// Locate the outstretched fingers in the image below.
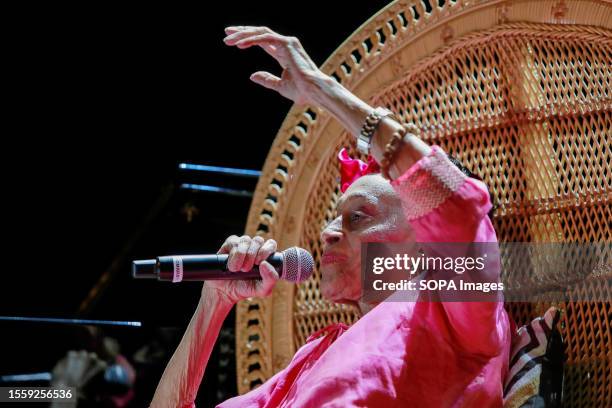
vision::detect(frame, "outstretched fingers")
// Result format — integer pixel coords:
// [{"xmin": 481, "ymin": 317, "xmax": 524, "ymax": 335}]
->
[
  {"xmin": 233, "ymin": 33, "xmax": 283, "ymax": 48},
  {"xmin": 250, "ymin": 71, "xmax": 282, "ymax": 91},
  {"xmin": 223, "ymin": 26, "xmax": 273, "ymax": 45},
  {"xmin": 224, "ymin": 27, "xmax": 290, "ymax": 66}
]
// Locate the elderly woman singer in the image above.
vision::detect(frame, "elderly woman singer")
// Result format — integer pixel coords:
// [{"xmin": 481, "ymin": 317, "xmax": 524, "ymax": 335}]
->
[{"xmin": 151, "ymin": 26, "xmax": 511, "ymax": 408}]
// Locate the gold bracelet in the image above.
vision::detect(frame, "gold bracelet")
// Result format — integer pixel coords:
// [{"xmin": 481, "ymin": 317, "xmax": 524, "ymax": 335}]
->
[
  {"xmin": 380, "ymin": 123, "xmax": 420, "ymax": 180},
  {"xmin": 357, "ymin": 107, "xmax": 395, "ymax": 155}
]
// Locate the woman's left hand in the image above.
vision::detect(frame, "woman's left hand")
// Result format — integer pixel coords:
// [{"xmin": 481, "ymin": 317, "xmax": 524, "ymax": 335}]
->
[{"xmin": 224, "ymin": 26, "xmax": 324, "ymax": 105}]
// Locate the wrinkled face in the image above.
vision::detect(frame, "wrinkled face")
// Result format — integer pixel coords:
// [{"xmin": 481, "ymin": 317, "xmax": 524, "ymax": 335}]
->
[{"xmin": 319, "ymin": 174, "xmax": 413, "ymax": 304}]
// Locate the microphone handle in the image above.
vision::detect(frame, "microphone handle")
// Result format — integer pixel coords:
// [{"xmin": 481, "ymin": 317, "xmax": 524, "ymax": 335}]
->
[{"xmin": 156, "ymin": 253, "xmax": 284, "ymax": 281}]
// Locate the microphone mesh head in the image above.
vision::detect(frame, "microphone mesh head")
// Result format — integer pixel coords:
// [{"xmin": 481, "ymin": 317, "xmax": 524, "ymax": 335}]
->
[{"xmin": 281, "ymin": 247, "xmax": 314, "ymax": 283}]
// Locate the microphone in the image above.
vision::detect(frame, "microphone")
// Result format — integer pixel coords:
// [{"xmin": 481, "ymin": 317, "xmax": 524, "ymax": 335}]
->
[{"xmin": 132, "ymin": 247, "xmax": 314, "ymax": 283}]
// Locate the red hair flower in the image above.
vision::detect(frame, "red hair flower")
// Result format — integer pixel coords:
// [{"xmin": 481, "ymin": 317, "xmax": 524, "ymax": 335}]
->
[{"xmin": 338, "ymin": 148, "xmax": 380, "ymax": 193}]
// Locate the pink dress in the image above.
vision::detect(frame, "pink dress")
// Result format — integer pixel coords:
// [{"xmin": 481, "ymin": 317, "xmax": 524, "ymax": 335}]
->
[{"xmin": 216, "ymin": 146, "xmax": 511, "ymax": 407}]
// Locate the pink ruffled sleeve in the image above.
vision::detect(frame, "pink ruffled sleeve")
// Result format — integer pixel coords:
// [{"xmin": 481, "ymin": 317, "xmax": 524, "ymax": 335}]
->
[
  {"xmin": 390, "ymin": 145, "xmax": 492, "ymax": 241},
  {"xmin": 390, "ymin": 145, "xmax": 506, "ymax": 357}
]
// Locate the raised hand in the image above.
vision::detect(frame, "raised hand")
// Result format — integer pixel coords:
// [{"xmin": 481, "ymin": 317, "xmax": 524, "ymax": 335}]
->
[{"xmin": 224, "ymin": 26, "xmax": 324, "ymax": 106}]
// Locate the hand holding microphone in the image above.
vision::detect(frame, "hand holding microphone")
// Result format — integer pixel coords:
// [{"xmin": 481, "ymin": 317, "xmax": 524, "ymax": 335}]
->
[
  {"xmin": 209, "ymin": 235, "xmax": 280, "ymax": 303},
  {"xmin": 133, "ymin": 235, "xmax": 314, "ymax": 304}
]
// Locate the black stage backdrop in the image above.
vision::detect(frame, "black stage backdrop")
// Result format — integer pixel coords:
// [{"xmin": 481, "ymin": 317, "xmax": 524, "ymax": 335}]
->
[{"xmin": 3, "ymin": 1, "xmax": 393, "ymax": 406}]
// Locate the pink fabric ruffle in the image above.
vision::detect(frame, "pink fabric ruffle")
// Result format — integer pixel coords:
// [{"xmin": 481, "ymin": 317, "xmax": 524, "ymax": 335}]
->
[{"xmin": 338, "ymin": 148, "xmax": 380, "ymax": 193}]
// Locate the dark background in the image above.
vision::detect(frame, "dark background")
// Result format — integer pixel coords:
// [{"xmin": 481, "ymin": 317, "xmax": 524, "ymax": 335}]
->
[{"xmin": 2, "ymin": 1, "xmax": 393, "ymax": 406}]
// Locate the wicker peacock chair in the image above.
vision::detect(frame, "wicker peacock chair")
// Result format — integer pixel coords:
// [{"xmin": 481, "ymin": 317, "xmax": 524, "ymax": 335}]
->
[{"xmin": 236, "ymin": 1, "xmax": 611, "ymax": 406}]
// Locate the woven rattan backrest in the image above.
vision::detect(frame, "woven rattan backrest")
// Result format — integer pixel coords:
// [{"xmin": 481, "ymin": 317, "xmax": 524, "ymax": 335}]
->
[{"xmin": 238, "ymin": 1, "xmax": 611, "ymax": 406}]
